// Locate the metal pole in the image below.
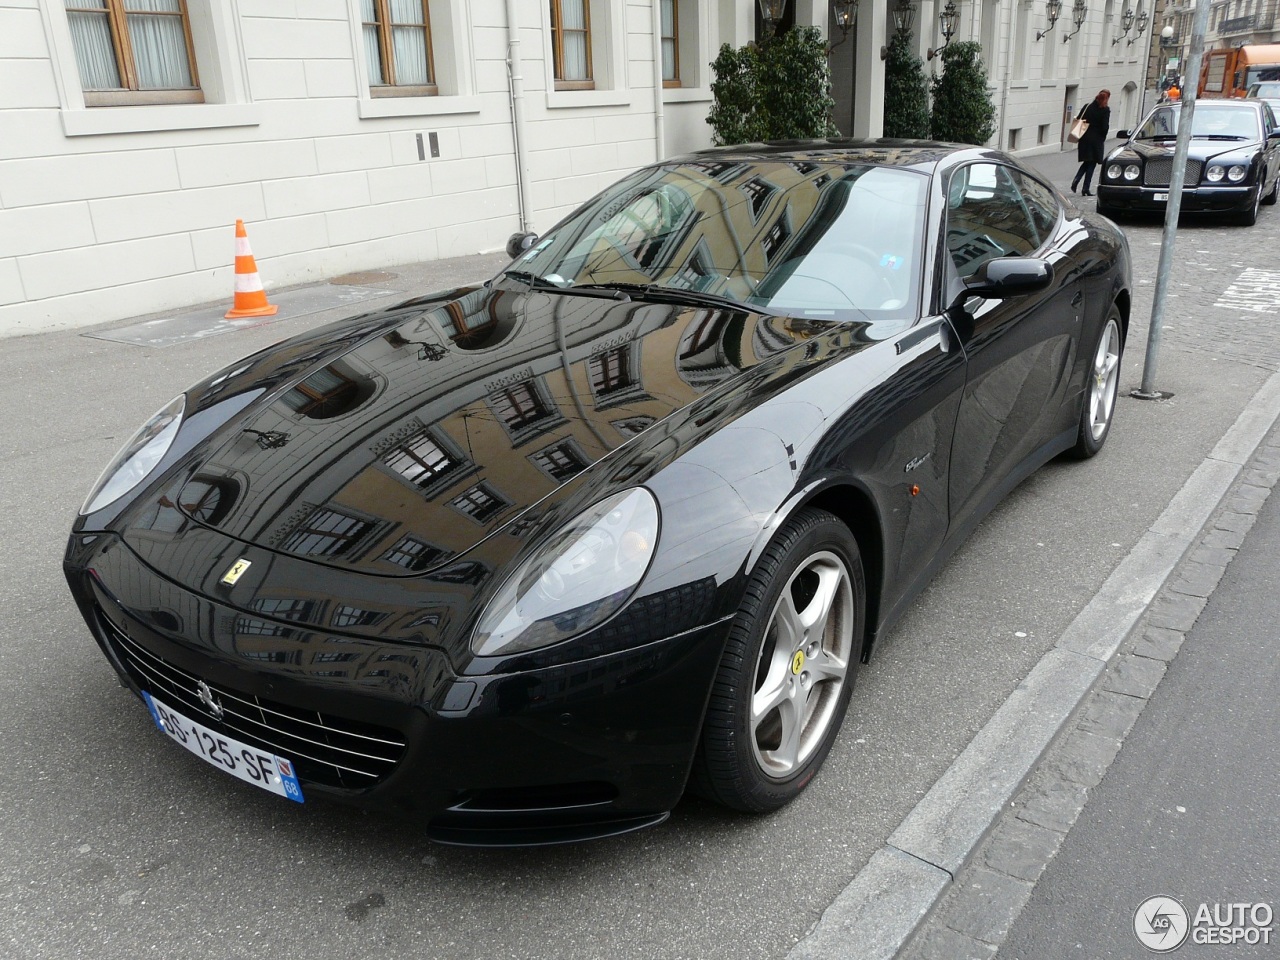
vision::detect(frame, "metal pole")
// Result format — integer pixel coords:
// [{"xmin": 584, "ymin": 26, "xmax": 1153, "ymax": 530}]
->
[{"xmin": 1133, "ymin": 0, "xmax": 1213, "ymax": 399}]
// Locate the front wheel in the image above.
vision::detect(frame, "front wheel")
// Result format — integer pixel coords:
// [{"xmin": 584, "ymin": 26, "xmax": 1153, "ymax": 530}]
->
[
  {"xmin": 1069, "ymin": 306, "xmax": 1123, "ymax": 459},
  {"xmin": 1237, "ymin": 184, "xmax": 1262, "ymax": 226},
  {"xmin": 1263, "ymin": 170, "xmax": 1279, "ymax": 206},
  {"xmin": 691, "ymin": 509, "xmax": 864, "ymax": 813}
]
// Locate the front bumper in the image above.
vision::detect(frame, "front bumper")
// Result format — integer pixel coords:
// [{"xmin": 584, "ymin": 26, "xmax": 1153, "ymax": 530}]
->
[
  {"xmin": 64, "ymin": 533, "xmax": 731, "ymax": 845},
  {"xmin": 1096, "ymin": 182, "xmax": 1257, "ymax": 214}
]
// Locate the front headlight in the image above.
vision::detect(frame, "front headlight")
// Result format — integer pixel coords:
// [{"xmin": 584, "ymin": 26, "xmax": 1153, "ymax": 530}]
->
[
  {"xmin": 1107, "ymin": 163, "xmax": 1123, "ymax": 180},
  {"xmin": 471, "ymin": 488, "xmax": 660, "ymax": 658},
  {"xmin": 1207, "ymin": 165, "xmax": 1225, "ymax": 182},
  {"xmin": 1228, "ymin": 165, "xmax": 1247, "ymax": 183},
  {"xmin": 81, "ymin": 395, "xmax": 185, "ymax": 515},
  {"xmin": 1124, "ymin": 164, "xmax": 1140, "ymax": 181}
]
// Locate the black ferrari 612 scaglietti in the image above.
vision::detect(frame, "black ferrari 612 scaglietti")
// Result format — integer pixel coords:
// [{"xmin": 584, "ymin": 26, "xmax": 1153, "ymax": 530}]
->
[
  {"xmin": 1097, "ymin": 98, "xmax": 1280, "ymax": 225},
  {"xmin": 66, "ymin": 140, "xmax": 1131, "ymax": 846}
]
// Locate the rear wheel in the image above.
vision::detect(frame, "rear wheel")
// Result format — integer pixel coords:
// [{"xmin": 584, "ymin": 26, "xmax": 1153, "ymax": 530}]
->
[
  {"xmin": 1069, "ymin": 306, "xmax": 1123, "ymax": 459},
  {"xmin": 692, "ymin": 509, "xmax": 863, "ymax": 813}
]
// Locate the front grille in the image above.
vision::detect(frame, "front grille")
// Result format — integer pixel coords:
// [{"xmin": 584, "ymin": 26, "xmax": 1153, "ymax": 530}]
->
[
  {"xmin": 1144, "ymin": 159, "xmax": 1203, "ymax": 187},
  {"xmin": 97, "ymin": 608, "xmax": 406, "ymax": 790}
]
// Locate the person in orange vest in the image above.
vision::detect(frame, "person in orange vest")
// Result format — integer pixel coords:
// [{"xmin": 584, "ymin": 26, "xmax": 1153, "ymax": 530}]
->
[{"xmin": 1166, "ymin": 83, "xmax": 1181, "ymax": 102}]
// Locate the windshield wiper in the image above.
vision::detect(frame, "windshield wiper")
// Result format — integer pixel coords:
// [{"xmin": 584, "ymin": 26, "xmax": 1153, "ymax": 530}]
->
[
  {"xmin": 501, "ymin": 269, "xmax": 561, "ymax": 288},
  {"xmin": 500, "ymin": 270, "xmax": 630, "ymax": 300},
  {"xmin": 570, "ymin": 282, "xmax": 760, "ymax": 313}
]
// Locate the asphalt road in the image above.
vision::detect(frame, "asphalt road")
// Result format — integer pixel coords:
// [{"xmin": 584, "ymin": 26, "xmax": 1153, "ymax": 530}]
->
[
  {"xmin": 1001, "ymin": 463, "xmax": 1280, "ymax": 959},
  {"xmin": 2, "ymin": 147, "xmax": 1278, "ymax": 960}
]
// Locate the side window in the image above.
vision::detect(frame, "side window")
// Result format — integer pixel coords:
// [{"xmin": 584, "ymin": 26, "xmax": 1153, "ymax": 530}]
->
[
  {"xmin": 64, "ymin": 0, "xmax": 201, "ymax": 106},
  {"xmin": 946, "ymin": 163, "xmax": 1040, "ymax": 280},
  {"xmin": 1010, "ymin": 171, "xmax": 1060, "ymax": 246}
]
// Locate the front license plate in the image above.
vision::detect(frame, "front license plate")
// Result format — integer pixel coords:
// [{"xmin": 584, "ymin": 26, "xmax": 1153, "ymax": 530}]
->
[
  {"xmin": 1154, "ymin": 192, "xmax": 1169, "ymax": 201},
  {"xmin": 142, "ymin": 691, "xmax": 304, "ymax": 803}
]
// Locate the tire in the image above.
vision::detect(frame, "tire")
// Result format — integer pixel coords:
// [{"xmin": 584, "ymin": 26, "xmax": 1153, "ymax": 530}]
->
[
  {"xmin": 1263, "ymin": 170, "xmax": 1279, "ymax": 206},
  {"xmin": 1237, "ymin": 184, "xmax": 1262, "ymax": 226},
  {"xmin": 1069, "ymin": 306, "xmax": 1123, "ymax": 459},
  {"xmin": 691, "ymin": 509, "xmax": 864, "ymax": 813},
  {"xmin": 1096, "ymin": 201, "xmax": 1120, "ymax": 221}
]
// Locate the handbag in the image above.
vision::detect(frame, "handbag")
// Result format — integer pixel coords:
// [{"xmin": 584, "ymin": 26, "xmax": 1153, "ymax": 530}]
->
[{"xmin": 1068, "ymin": 116, "xmax": 1089, "ymax": 143}]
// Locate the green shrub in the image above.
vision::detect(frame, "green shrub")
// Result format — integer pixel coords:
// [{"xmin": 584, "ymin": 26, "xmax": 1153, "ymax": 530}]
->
[
  {"xmin": 707, "ymin": 27, "xmax": 838, "ymax": 146},
  {"xmin": 930, "ymin": 40, "xmax": 996, "ymax": 145},
  {"xmin": 883, "ymin": 32, "xmax": 931, "ymax": 139}
]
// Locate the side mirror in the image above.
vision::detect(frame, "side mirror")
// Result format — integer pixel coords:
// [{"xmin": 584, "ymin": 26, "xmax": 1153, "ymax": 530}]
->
[
  {"xmin": 1116, "ymin": 129, "xmax": 1131, "ymax": 139},
  {"xmin": 956, "ymin": 257, "xmax": 1054, "ymax": 305},
  {"xmin": 1269, "ymin": 130, "xmax": 1280, "ymax": 140},
  {"xmin": 506, "ymin": 231, "xmax": 539, "ymax": 260}
]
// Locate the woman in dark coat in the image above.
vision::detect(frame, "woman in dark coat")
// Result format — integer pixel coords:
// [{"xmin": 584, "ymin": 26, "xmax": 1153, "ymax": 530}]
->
[{"xmin": 1071, "ymin": 89, "xmax": 1111, "ymax": 196}]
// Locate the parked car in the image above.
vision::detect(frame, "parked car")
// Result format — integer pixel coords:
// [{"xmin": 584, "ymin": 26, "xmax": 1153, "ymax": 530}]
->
[
  {"xmin": 65, "ymin": 141, "xmax": 1132, "ymax": 846},
  {"xmin": 1097, "ymin": 99, "xmax": 1280, "ymax": 225}
]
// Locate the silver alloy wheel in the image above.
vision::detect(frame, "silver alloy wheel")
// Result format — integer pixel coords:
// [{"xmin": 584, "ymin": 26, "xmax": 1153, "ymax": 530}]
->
[
  {"xmin": 1089, "ymin": 317, "xmax": 1121, "ymax": 442},
  {"xmin": 750, "ymin": 550, "xmax": 854, "ymax": 779}
]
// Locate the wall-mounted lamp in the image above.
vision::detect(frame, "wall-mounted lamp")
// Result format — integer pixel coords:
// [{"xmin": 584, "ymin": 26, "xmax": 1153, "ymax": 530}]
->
[
  {"xmin": 828, "ymin": 0, "xmax": 859, "ymax": 52},
  {"xmin": 1061, "ymin": 0, "xmax": 1088, "ymax": 42},
  {"xmin": 758, "ymin": 0, "xmax": 789, "ymax": 37},
  {"xmin": 1035, "ymin": 0, "xmax": 1063, "ymax": 41},
  {"xmin": 880, "ymin": 0, "xmax": 917, "ymax": 58},
  {"xmin": 927, "ymin": 0, "xmax": 959, "ymax": 59},
  {"xmin": 1111, "ymin": 2, "xmax": 1135, "ymax": 44},
  {"xmin": 1126, "ymin": 7, "xmax": 1149, "ymax": 44}
]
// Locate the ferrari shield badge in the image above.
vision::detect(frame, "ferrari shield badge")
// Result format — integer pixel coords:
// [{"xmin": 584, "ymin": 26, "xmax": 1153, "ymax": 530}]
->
[{"xmin": 220, "ymin": 558, "xmax": 252, "ymax": 586}]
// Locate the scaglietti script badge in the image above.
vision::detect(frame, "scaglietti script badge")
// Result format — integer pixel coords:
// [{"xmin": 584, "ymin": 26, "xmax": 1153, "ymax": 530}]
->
[{"xmin": 220, "ymin": 558, "xmax": 251, "ymax": 586}]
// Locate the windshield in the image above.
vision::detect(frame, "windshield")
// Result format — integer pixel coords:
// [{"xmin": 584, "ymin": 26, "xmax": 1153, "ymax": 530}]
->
[
  {"xmin": 1134, "ymin": 103, "xmax": 1262, "ymax": 141},
  {"xmin": 504, "ymin": 160, "xmax": 929, "ymax": 321}
]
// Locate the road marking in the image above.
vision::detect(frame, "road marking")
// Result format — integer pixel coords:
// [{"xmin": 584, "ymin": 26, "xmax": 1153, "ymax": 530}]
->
[{"xmin": 1214, "ymin": 268, "xmax": 1280, "ymax": 315}]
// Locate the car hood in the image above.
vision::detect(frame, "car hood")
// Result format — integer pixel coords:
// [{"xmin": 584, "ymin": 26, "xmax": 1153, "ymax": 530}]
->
[
  {"xmin": 146, "ymin": 284, "xmax": 860, "ymax": 578},
  {"xmin": 1112, "ymin": 137, "xmax": 1261, "ymax": 164}
]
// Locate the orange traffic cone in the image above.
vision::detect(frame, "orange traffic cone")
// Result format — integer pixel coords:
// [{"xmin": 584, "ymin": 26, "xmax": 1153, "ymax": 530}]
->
[{"xmin": 224, "ymin": 219, "xmax": 278, "ymax": 319}]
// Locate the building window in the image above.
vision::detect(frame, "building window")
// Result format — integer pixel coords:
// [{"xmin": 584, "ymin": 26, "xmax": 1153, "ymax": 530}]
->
[
  {"xmin": 331, "ymin": 606, "xmax": 387, "ymax": 628},
  {"xmin": 383, "ymin": 535, "xmax": 450, "ymax": 571},
  {"xmin": 589, "ymin": 347, "xmax": 635, "ymax": 397},
  {"xmin": 249, "ymin": 598, "xmax": 316, "ymax": 622},
  {"xmin": 450, "ymin": 484, "xmax": 509, "ymax": 524},
  {"xmin": 362, "ymin": 0, "xmax": 436, "ymax": 96},
  {"xmin": 383, "ymin": 430, "xmax": 463, "ymax": 491},
  {"xmin": 660, "ymin": 0, "xmax": 679, "ymax": 85},
  {"xmin": 761, "ymin": 211, "xmax": 792, "ymax": 265},
  {"xmin": 740, "ymin": 177, "xmax": 779, "ymax": 221},
  {"xmin": 530, "ymin": 440, "xmax": 590, "ymax": 483},
  {"xmin": 282, "ymin": 509, "xmax": 376, "ymax": 558},
  {"xmin": 64, "ymin": 0, "xmax": 201, "ymax": 106},
  {"xmin": 550, "ymin": 0, "xmax": 593, "ymax": 88},
  {"xmin": 487, "ymin": 377, "xmax": 564, "ymax": 444}
]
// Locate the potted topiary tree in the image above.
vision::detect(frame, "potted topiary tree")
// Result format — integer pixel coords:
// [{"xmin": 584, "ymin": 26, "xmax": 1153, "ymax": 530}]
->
[
  {"xmin": 930, "ymin": 40, "xmax": 996, "ymax": 145},
  {"xmin": 882, "ymin": 32, "xmax": 931, "ymax": 140},
  {"xmin": 707, "ymin": 26, "xmax": 837, "ymax": 146}
]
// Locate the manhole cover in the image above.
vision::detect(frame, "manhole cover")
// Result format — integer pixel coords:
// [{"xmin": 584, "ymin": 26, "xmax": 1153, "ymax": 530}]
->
[{"xmin": 330, "ymin": 270, "xmax": 399, "ymax": 285}]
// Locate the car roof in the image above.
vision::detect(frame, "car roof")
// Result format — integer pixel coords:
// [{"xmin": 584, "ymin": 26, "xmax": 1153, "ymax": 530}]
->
[{"xmin": 669, "ymin": 138, "xmax": 1000, "ymax": 175}]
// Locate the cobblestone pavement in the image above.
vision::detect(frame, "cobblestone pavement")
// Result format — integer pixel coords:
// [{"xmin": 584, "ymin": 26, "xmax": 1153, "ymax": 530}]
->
[{"xmin": 897, "ymin": 186, "xmax": 1280, "ymax": 959}]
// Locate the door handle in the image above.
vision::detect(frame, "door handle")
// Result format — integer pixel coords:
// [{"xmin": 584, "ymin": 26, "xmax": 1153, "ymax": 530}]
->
[{"xmin": 1071, "ymin": 292, "xmax": 1083, "ymax": 307}]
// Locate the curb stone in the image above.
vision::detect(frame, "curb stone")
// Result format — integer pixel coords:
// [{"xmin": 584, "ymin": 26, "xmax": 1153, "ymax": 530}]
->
[
  {"xmin": 893, "ymin": 419, "xmax": 1280, "ymax": 960},
  {"xmin": 786, "ymin": 368, "xmax": 1280, "ymax": 960}
]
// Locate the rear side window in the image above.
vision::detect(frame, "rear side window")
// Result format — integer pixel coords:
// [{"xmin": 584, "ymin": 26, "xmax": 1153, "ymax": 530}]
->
[{"xmin": 945, "ymin": 163, "xmax": 1041, "ymax": 280}]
